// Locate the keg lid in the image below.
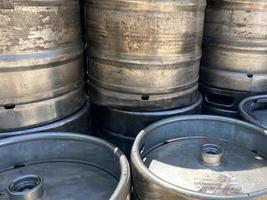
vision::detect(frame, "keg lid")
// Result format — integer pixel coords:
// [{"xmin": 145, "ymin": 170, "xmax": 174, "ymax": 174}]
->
[
  {"xmin": 0, "ymin": 133, "xmax": 130, "ymax": 200},
  {"xmin": 132, "ymin": 115, "xmax": 267, "ymax": 199},
  {"xmin": 239, "ymin": 95, "xmax": 267, "ymax": 130},
  {"xmin": 144, "ymin": 138, "xmax": 267, "ymax": 195}
]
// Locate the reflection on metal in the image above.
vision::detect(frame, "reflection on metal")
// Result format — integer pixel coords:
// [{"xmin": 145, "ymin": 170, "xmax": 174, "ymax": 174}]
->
[
  {"xmin": 0, "ymin": 133, "xmax": 130, "ymax": 200},
  {"xmin": 0, "ymin": 100, "xmax": 92, "ymax": 137},
  {"xmin": 0, "ymin": 1, "xmax": 85, "ymax": 130},
  {"xmin": 86, "ymin": 0, "xmax": 206, "ymax": 110},
  {"xmin": 132, "ymin": 115, "xmax": 267, "ymax": 200}
]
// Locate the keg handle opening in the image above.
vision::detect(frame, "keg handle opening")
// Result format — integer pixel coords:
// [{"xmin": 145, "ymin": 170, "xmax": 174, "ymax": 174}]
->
[
  {"xmin": 200, "ymin": 144, "xmax": 224, "ymax": 167},
  {"xmin": 205, "ymin": 93, "xmax": 235, "ymax": 108},
  {"xmin": 7, "ymin": 175, "xmax": 44, "ymax": 200}
]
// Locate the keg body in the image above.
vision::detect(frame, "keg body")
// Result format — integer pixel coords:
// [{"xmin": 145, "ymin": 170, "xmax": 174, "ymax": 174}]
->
[
  {"xmin": 200, "ymin": 0, "xmax": 267, "ymax": 117},
  {"xmin": 0, "ymin": 1, "xmax": 85, "ymax": 130},
  {"xmin": 201, "ymin": 0, "xmax": 267, "ymax": 92},
  {"xmin": 93, "ymin": 93, "xmax": 202, "ymax": 157},
  {"xmin": 86, "ymin": 0, "xmax": 206, "ymax": 110},
  {"xmin": 0, "ymin": 133, "xmax": 130, "ymax": 200},
  {"xmin": 0, "ymin": 100, "xmax": 92, "ymax": 137},
  {"xmin": 132, "ymin": 115, "xmax": 267, "ymax": 200}
]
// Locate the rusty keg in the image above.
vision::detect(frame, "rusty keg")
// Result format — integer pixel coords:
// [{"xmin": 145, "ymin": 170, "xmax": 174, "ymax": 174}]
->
[
  {"xmin": 86, "ymin": 0, "xmax": 206, "ymax": 111},
  {"xmin": 0, "ymin": 1, "xmax": 85, "ymax": 130},
  {"xmin": 132, "ymin": 115, "xmax": 267, "ymax": 200},
  {"xmin": 0, "ymin": 133, "xmax": 130, "ymax": 200},
  {"xmin": 239, "ymin": 95, "xmax": 267, "ymax": 130},
  {"xmin": 200, "ymin": 0, "xmax": 267, "ymax": 114},
  {"xmin": 93, "ymin": 92, "xmax": 202, "ymax": 157}
]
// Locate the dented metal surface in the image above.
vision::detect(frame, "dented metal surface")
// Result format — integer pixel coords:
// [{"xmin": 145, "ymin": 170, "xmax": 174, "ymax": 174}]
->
[
  {"xmin": 132, "ymin": 115, "xmax": 267, "ymax": 200},
  {"xmin": 0, "ymin": 0, "xmax": 85, "ymax": 130},
  {"xmin": 201, "ymin": 0, "xmax": 267, "ymax": 92},
  {"xmin": 86, "ymin": 0, "xmax": 206, "ymax": 110}
]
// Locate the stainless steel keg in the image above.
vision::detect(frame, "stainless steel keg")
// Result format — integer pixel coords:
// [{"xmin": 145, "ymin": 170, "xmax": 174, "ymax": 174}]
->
[
  {"xmin": 0, "ymin": 133, "xmax": 130, "ymax": 200},
  {"xmin": 93, "ymin": 92, "xmax": 202, "ymax": 157},
  {"xmin": 132, "ymin": 115, "xmax": 267, "ymax": 200},
  {"xmin": 86, "ymin": 0, "xmax": 206, "ymax": 110},
  {"xmin": 0, "ymin": 99, "xmax": 92, "ymax": 137},
  {"xmin": 0, "ymin": 0, "xmax": 85, "ymax": 130},
  {"xmin": 239, "ymin": 94, "xmax": 267, "ymax": 130},
  {"xmin": 201, "ymin": 0, "xmax": 267, "ymax": 92},
  {"xmin": 200, "ymin": 0, "xmax": 267, "ymax": 118}
]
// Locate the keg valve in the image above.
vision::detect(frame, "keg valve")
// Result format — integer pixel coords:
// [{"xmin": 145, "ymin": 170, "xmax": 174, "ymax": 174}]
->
[
  {"xmin": 200, "ymin": 144, "xmax": 224, "ymax": 167},
  {"xmin": 7, "ymin": 175, "xmax": 44, "ymax": 200}
]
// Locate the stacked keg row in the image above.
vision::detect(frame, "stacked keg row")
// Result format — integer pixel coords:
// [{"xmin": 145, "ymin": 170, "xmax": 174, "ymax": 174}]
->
[
  {"xmin": 86, "ymin": 0, "xmax": 205, "ymax": 156},
  {"xmin": 1, "ymin": 0, "xmax": 267, "ymax": 200},
  {"xmin": 200, "ymin": 0, "xmax": 267, "ymax": 117},
  {"xmin": 0, "ymin": 1, "xmax": 91, "ymax": 135}
]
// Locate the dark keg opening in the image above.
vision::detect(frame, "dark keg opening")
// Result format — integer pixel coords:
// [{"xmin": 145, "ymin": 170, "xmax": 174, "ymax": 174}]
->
[
  {"xmin": 141, "ymin": 95, "xmax": 150, "ymax": 101},
  {"xmin": 9, "ymin": 175, "xmax": 42, "ymax": 194},
  {"xmin": 202, "ymin": 144, "xmax": 221, "ymax": 155},
  {"xmin": 247, "ymin": 73, "xmax": 253, "ymax": 78},
  {"xmin": 200, "ymin": 144, "xmax": 223, "ymax": 167},
  {"xmin": 3, "ymin": 104, "xmax": 16, "ymax": 110},
  {"xmin": 206, "ymin": 93, "xmax": 234, "ymax": 106},
  {"xmin": 13, "ymin": 163, "xmax": 26, "ymax": 169}
]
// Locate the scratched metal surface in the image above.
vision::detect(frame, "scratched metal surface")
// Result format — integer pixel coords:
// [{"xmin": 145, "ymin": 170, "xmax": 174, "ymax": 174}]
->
[
  {"xmin": 0, "ymin": 0, "xmax": 85, "ymax": 130},
  {"xmin": 131, "ymin": 115, "xmax": 267, "ymax": 199},
  {"xmin": 201, "ymin": 0, "xmax": 267, "ymax": 92},
  {"xmin": 145, "ymin": 138, "xmax": 267, "ymax": 195},
  {"xmin": 86, "ymin": 0, "xmax": 206, "ymax": 110}
]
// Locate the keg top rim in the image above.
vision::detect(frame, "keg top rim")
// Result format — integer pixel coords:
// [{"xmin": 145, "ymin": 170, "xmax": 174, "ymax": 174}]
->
[
  {"xmin": 239, "ymin": 94, "xmax": 267, "ymax": 130},
  {"xmin": 131, "ymin": 115, "xmax": 267, "ymax": 199},
  {"xmin": 0, "ymin": 132, "xmax": 130, "ymax": 200}
]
